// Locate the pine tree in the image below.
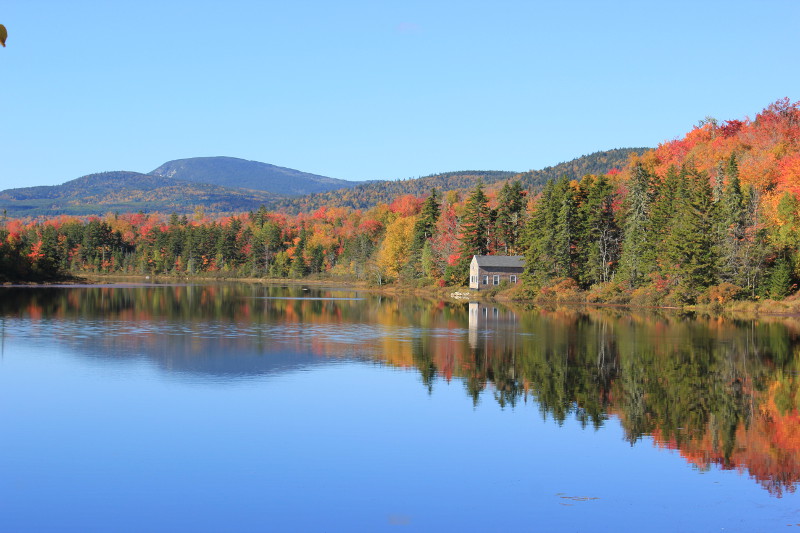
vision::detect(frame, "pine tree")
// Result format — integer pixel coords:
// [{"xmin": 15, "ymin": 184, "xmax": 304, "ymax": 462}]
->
[
  {"xmin": 33, "ymin": 224, "xmax": 62, "ymax": 278},
  {"xmin": 415, "ymin": 188, "xmax": 441, "ymax": 244},
  {"xmin": 716, "ymin": 154, "xmax": 747, "ymax": 284},
  {"xmin": 577, "ymin": 174, "xmax": 619, "ymax": 286},
  {"xmin": 290, "ymin": 226, "xmax": 308, "ymax": 278},
  {"xmin": 768, "ymin": 254, "xmax": 794, "ymax": 299},
  {"xmin": 523, "ymin": 179, "xmax": 558, "ymax": 286},
  {"xmin": 554, "ymin": 177, "xmax": 578, "ymax": 279},
  {"xmin": 184, "ymin": 228, "xmax": 197, "ymax": 274},
  {"xmin": 407, "ymin": 188, "xmax": 441, "ymax": 277},
  {"xmin": 663, "ymin": 165, "xmax": 716, "ymax": 301},
  {"xmin": 650, "ymin": 166, "xmax": 680, "ymax": 272},
  {"xmin": 216, "ymin": 218, "xmax": 243, "ymax": 271},
  {"xmin": 617, "ymin": 163, "xmax": 655, "ymax": 288},
  {"xmin": 523, "ymin": 176, "xmax": 575, "ymax": 285},
  {"xmin": 459, "ymin": 180, "xmax": 491, "ymax": 260},
  {"xmin": 310, "ymin": 244, "xmax": 325, "ymax": 274},
  {"xmin": 495, "ymin": 181, "xmax": 526, "ymax": 254}
]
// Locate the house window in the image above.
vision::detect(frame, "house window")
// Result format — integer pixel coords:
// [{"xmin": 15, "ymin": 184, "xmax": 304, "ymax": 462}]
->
[
  {"xmin": 493, "ymin": 275, "xmax": 499, "ymax": 285},
  {"xmin": 510, "ymin": 275, "xmax": 517, "ymax": 284},
  {"xmin": 483, "ymin": 276, "xmax": 488, "ymax": 285}
]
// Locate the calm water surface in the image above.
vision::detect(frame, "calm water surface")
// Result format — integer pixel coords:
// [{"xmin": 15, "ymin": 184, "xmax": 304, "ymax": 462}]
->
[{"xmin": 1, "ymin": 283, "xmax": 800, "ymax": 532}]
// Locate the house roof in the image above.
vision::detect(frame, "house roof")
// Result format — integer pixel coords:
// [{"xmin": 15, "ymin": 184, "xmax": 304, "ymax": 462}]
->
[{"xmin": 472, "ymin": 255, "xmax": 525, "ymax": 268}]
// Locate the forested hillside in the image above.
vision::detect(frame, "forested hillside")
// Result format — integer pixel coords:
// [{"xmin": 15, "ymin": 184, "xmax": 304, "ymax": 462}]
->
[
  {"xmin": 270, "ymin": 149, "xmax": 645, "ymax": 213},
  {"xmin": 270, "ymin": 170, "xmax": 516, "ymax": 212},
  {"xmin": 514, "ymin": 148, "xmax": 648, "ymax": 190},
  {"xmin": 0, "ymin": 171, "xmax": 277, "ymax": 217},
  {"xmin": 2, "ymin": 100, "xmax": 799, "ymax": 307}
]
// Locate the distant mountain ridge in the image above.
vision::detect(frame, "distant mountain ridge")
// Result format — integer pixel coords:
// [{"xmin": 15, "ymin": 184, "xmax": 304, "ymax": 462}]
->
[
  {"xmin": 0, "ymin": 148, "xmax": 649, "ymax": 217},
  {"xmin": 0, "ymin": 171, "xmax": 277, "ymax": 216},
  {"xmin": 270, "ymin": 148, "xmax": 647, "ymax": 213},
  {"xmin": 150, "ymin": 156, "xmax": 356, "ymax": 196},
  {"xmin": 270, "ymin": 170, "xmax": 518, "ymax": 212}
]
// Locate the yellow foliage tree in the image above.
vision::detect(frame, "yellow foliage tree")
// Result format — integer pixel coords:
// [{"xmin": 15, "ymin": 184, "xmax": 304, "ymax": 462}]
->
[{"xmin": 376, "ymin": 215, "xmax": 417, "ymax": 279}]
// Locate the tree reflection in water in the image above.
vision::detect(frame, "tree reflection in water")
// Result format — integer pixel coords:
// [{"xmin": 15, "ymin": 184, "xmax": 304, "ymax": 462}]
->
[{"xmin": 2, "ymin": 283, "xmax": 800, "ymax": 496}]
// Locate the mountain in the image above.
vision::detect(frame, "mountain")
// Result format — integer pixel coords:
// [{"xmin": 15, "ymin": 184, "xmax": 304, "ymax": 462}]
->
[
  {"xmin": 0, "ymin": 171, "xmax": 277, "ymax": 216},
  {"xmin": 0, "ymin": 149, "xmax": 649, "ymax": 217},
  {"xmin": 150, "ymin": 156, "xmax": 356, "ymax": 196}
]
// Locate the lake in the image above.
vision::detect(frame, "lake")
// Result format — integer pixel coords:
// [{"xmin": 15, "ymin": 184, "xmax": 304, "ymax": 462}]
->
[{"xmin": 1, "ymin": 283, "xmax": 799, "ymax": 532}]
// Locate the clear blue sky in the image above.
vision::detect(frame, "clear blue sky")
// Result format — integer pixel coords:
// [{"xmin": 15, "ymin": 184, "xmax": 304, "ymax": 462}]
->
[{"xmin": 1, "ymin": 1, "xmax": 798, "ymax": 190}]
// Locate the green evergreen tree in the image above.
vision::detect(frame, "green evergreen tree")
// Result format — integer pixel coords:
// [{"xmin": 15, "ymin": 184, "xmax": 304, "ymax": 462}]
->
[
  {"xmin": 768, "ymin": 254, "xmax": 794, "ymax": 300},
  {"xmin": 166, "ymin": 223, "xmax": 185, "ymax": 272},
  {"xmin": 458, "ymin": 181, "xmax": 491, "ymax": 274},
  {"xmin": 184, "ymin": 228, "xmax": 198, "ymax": 274},
  {"xmin": 554, "ymin": 177, "xmax": 578, "ymax": 279},
  {"xmin": 310, "ymin": 244, "xmax": 325, "ymax": 274},
  {"xmin": 577, "ymin": 175, "xmax": 619, "ymax": 286},
  {"xmin": 523, "ymin": 179, "xmax": 558, "ymax": 286},
  {"xmin": 523, "ymin": 176, "xmax": 576, "ymax": 285},
  {"xmin": 650, "ymin": 166, "xmax": 680, "ymax": 270},
  {"xmin": 420, "ymin": 240, "xmax": 436, "ymax": 278},
  {"xmin": 617, "ymin": 163, "xmax": 655, "ymax": 288},
  {"xmin": 663, "ymin": 165, "xmax": 716, "ymax": 301},
  {"xmin": 216, "ymin": 218, "xmax": 243, "ymax": 271},
  {"xmin": 716, "ymin": 154, "xmax": 747, "ymax": 284},
  {"xmin": 407, "ymin": 188, "xmax": 441, "ymax": 277},
  {"xmin": 495, "ymin": 181, "xmax": 526, "ymax": 254},
  {"xmin": 81, "ymin": 220, "xmax": 115, "ymax": 271},
  {"xmin": 414, "ymin": 188, "xmax": 441, "ymax": 245},
  {"xmin": 34, "ymin": 225, "xmax": 62, "ymax": 278},
  {"xmin": 290, "ymin": 226, "xmax": 308, "ymax": 278}
]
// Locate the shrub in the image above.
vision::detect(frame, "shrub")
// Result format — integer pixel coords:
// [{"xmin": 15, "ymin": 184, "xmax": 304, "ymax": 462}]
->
[
  {"xmin": 536, "ymin": 277, "xmax": 582, "ymax": 303},
  {"xmin": 507, "ymin": 282, "xmax": 537, "ymax": 301},
  {"xmin": 585, "ymin": 281, "xmax": 630, "ymax": 304},
  {"xmin": 700, "ymin": 282, "xmax": 744, "ymax": 305}
]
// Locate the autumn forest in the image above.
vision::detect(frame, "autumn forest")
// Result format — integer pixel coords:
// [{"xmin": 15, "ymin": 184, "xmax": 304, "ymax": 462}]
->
[{"xmin": 3, "ymin": 100, "xmax": 800, "ymax": 307}]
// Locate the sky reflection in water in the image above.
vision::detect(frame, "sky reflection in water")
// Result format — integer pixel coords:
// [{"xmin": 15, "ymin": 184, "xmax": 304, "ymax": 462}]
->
[{"xmin": 1, "ymin": 284, "xmax": 799, "ymax": 532}]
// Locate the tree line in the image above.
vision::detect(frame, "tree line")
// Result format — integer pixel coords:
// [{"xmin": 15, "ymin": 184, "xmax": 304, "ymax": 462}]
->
[
  {"xmin": 2, "ymin": 100, "xmax": 800, "ymax": 304},
  {"xmin": 0, "ymin": 162, "xmax": 792, "ymax": 305}
]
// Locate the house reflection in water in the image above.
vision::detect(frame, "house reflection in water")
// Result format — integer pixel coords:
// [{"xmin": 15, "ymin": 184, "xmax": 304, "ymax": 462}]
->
[{"xmin": 468, "ymin": 301, "xmax": 518, "ymax": 349}]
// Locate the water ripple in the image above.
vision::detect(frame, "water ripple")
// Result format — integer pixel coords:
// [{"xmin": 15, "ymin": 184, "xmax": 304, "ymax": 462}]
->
[{"xmin": 2, "ymin": 317, "xmax": 468, "ymax": 348}]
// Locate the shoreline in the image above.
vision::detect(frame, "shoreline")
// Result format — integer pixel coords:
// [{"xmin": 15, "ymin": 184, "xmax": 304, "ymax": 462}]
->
[{"xmin": 5, "ymin": 272, "xmax": 800, "ymax": 318}]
